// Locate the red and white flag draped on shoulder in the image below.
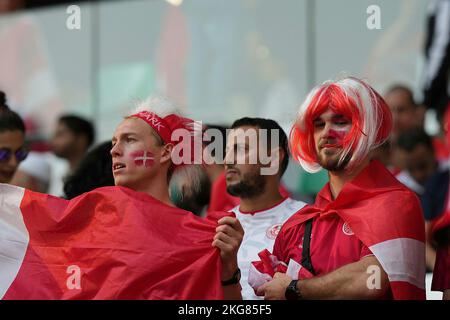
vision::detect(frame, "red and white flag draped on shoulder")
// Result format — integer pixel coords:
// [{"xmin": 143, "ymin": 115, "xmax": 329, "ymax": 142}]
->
[
  {"xmin": 0, "ymin": 184, "xmax": 223, "ymax": 299},
  {"xmin": 251, "ymin": 160, "xmax": 426, "ymax": 300}
]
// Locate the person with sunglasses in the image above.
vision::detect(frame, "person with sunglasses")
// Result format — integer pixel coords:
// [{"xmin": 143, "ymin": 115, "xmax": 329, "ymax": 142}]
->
[{"xmin": 0, "ymin": 91, "xmax": 28, "ymax": 183}]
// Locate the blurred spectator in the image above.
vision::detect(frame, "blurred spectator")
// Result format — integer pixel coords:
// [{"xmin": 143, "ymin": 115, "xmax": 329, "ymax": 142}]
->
[
  {"xmin": 51, "ymin": 114, "xmax": 95, "ymax": 171},
  {"xmin": 384, "ymin": 85, "xmax": 425, "ymax": 141},
  {"xmin": 63, "ymin": 141, "xmax": 114, "ymax": 199},
  {"xmin": 48, "ymin": 114, "xmax": 95, "ymax": 196},
  {"xmin": 0, "ymin": 90, "xmax": 27, "ymax": 183},
  {"xmin": 393, "ymin": 128, "xmax": 439, "ymax": 195},
  {"xmin": 11, "ymin": 151, "xmax": 50, "ymax": 193}
]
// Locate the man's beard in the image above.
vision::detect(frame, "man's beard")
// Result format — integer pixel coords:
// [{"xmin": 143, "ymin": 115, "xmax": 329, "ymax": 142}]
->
[
  {"xmin": 226, "ymin": 171, "xmax": 266, "ymax": 199},
  {"xmin": 317, "ymin": 149, "xmax": 352, "ymax": 172}
]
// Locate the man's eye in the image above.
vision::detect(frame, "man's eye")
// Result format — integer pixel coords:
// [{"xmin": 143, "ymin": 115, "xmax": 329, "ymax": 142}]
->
[{"xmin": 314, "ymin": 122, "xmax": 325, "ymax": 128}]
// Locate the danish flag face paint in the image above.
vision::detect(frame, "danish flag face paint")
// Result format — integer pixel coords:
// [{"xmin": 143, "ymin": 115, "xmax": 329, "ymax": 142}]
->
[
  {"xmin": 132, "ymin": 150, "xmax": 155, "ymax": 167},
  {"xmin": 326, "ymin": 125, "xmax": 351, "ymax": 146}
]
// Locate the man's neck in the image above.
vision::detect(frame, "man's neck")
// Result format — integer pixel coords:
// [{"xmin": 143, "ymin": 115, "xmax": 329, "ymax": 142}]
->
[
  {"xmin": 328, "ymin": 159, "xmax": 371, "ymax": 200},
  {"xmin": 238, "ymin": 185, "xmax": 284, "ymax": 213},
  {"xmin": 136, "ymin": 175, "xmax": 174, "ymax": 207}
]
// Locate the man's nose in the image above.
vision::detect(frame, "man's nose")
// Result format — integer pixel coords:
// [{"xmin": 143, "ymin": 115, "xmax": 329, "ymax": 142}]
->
[
  {"xmin": 321, "ymin": 122, "xmax": 334, "ymax": 139},
  {"xmin": 7, "ymin": 154, "xmax": 18, "ymax": 168},
  {"xmin": 110, "ymin": 143, "xmax": 121, "ymax": 157},
  {"xmin": 224, "ymin": 149, "xmax": 235, "ymax": 165}
]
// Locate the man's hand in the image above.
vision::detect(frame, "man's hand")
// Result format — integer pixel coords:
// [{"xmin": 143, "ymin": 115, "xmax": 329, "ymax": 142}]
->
[
  {"xmin": 212, "ymin": 216, "xmax": 244, "ymax": 281},
  {"xmin": 256, "ymin": 272, "xmax": 292, "ymax": 300}
]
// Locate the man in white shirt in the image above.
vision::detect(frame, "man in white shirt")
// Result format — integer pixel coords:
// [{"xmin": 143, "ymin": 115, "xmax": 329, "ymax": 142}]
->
[{"xmin": 215, "ymin": 117, "xmax": 306, "ymax": 299}]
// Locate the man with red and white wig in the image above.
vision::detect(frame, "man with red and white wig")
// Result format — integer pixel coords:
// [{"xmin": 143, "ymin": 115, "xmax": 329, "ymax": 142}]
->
[
  {"xmin": 250, "ymin": 76, "xmax": 426, "ymax": 300},
  {"xmin": 0, "ymin": 96, "xmax": 243, "ymax": 299}
]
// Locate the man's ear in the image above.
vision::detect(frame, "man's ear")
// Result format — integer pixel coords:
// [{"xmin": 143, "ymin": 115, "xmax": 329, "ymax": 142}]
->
[{"xmin": 160, "ymin": 143, "xmax": 174, "ymax": 165}]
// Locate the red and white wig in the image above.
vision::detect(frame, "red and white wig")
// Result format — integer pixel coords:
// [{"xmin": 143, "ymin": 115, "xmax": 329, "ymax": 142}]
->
[{"xmin": 290, "ymin": 77, "xmax": 392, "ymax": 173}]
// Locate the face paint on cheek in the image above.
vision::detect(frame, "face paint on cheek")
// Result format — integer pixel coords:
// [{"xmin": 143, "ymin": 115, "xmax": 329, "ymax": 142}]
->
[
  {"xmin": 131, "ymin": 150, "xmax": 155, "ymax": 168},
  {"xmin": 328, "ymin": 127, "xmax": 350, "ymax": 144}
]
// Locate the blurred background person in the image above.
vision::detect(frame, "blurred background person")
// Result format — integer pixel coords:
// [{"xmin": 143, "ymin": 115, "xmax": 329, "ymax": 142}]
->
[
  {"xmin": 384, "ymin": 85, "xmax": 425, "ymax": 143},
  {"xmin": 51, "ymin": 114, "xmax": 95, "ymax": 172},
  {"xmin": 63, "ymin": 141, "xmax": 114, "ymax": 199},
  {"xmin": 48, "ymin": 114, "xmax": 95, "ymax": 196},
  {"xmin": 10, "ymin": 151, "xmax": 50, "ymax": 193},
  {"xmin": 0, "ymin": 90, "xmax": 27, "ymax": 183},
  {"xmin": 382, "ymin": 85, "xmax": 426, "ymax": 172},
  {"xmin": 393, "ymin": 128, "xmax": 439, "ymax": 195}
]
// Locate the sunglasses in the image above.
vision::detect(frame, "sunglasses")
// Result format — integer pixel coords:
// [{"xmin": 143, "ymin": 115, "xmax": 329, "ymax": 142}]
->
[{"xmin": 0, "ymin": 148, "xmax": 29, "ymax": 163}]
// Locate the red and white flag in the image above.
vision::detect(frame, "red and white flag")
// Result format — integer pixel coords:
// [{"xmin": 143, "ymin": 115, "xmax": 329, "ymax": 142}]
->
[{"xmin": 0, "ymin": 184, "xmax": 223, "ymax": 299}]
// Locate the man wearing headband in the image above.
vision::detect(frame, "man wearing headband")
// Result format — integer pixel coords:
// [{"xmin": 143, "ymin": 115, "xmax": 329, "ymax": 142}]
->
[
  {"xmin": 113, "ymin": 98, "xmax": 245, "ymax": 298},
  {"xmin": 113, "ymin": 98, "xmax": 246, "ymax": 299},
  {"xmin": 250, "ymin": 77, "xmax": 425, "ymax": 300}
]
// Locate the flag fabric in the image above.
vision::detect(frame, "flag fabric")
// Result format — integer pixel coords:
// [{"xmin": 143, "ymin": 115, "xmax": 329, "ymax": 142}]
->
[
  {"xmin": 0, "ymin": 184, "xmax": 224, "ymax": 299},
  {"xmin": 249, "ymin": 160, "xmax": 426, "ymax": 300}
]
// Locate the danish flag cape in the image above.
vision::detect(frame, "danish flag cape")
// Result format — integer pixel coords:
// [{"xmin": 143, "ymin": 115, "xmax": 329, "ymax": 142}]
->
[
  {"xmin": 254, "ymin": 160, "xmax": 426, "ymax": 300},
  {"xmin": 0, "ymin": 184, "xmax": 223, "ymax": 299}
]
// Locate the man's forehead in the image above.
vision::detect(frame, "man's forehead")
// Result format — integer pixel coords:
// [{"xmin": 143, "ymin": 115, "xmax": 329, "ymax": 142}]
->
[
  {"xmin": 113, "ymin": 118, "xmax": 150, "ymax": 138},
  {"xmin": 315, "ymin": 109, "xmax": 347, "ymax": 120},
  {"xmin": 227, "ymin": 126, "xmax": 259, "ymax": 142}
]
